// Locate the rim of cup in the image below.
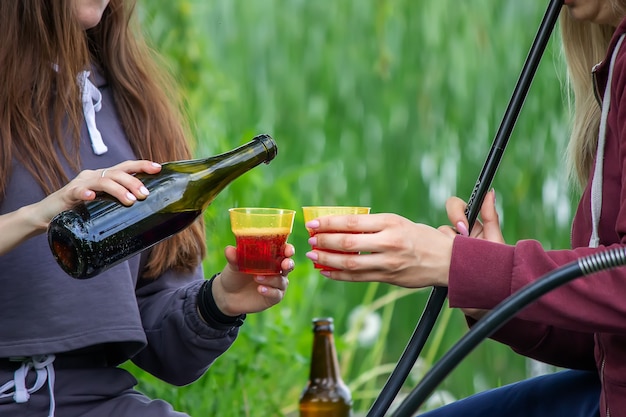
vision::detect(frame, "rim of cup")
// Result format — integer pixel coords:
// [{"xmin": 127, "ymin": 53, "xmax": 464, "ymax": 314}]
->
[{"xmin": 229, "ymin": 207, "xmax": 296, "ymax": 215}]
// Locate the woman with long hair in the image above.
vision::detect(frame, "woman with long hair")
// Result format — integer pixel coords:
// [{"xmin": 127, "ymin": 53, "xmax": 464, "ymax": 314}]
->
[{"xmin": 0, "ymin": 1, "xmax": 293, "ymax": 416}]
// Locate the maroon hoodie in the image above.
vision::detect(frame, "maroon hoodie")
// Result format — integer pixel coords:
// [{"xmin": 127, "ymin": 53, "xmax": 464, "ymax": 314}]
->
[{"xmin": 448, "ymin": 16, "xmax": 626, "ymax": 417}]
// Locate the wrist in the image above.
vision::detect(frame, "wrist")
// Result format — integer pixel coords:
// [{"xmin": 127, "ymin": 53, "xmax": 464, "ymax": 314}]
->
[
  {"xmin": 210, "ymin": 274, "xmax": 239, "ymax": 316},
  {"xmin": 197, "ymin": 275, "xmax": 245, "ymax": 329},
  {"xmin": 18, "ymin": 204, "xmax": 50, "ymax": 234}
]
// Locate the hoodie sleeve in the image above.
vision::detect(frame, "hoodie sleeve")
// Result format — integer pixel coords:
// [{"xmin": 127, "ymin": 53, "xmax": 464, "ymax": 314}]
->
[
  {"xmin": 447, "ymin": 236, "xmax": 614, "ymax": 367},
  {"xmin": 464, "ymin": 315, "xmax": 596, "ymax": 370},
  {"xmin": 132, "ymin": 263, "xmax": 238, "ymax": 386}
]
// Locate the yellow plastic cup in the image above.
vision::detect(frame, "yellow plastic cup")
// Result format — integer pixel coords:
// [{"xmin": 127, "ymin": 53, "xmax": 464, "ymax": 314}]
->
[{"xmin": 229, "ymin": 208, "xmax": 295, "ymax": 275}]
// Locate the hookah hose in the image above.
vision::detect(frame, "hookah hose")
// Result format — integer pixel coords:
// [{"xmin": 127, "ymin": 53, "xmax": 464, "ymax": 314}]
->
[
  {"xmin": 391, "ymin": 246, "xmax": 626, "ymax": 416},
  {"xmin": 366, "ymin": 1, "xmax": 564, "ymax": 416}
]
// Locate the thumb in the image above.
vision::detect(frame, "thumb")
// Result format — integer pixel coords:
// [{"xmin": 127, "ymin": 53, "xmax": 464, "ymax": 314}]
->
[
  {"xmin": 479, "ymin": 189, "xmax": 504, "ymax": 244},
  {"xmin": 224, "ymin": 246, "xmax": 239, "ymax": 269}
]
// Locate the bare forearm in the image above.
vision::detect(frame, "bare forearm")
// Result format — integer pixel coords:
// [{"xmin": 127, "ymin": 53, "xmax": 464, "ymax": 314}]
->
[
  {"xmin": 0, "ymin": 203, "xmax": 49, "ymax": 255},
  {"xmin": 0, "ymin": 160, "xmax": 164, "ymax": 256}
]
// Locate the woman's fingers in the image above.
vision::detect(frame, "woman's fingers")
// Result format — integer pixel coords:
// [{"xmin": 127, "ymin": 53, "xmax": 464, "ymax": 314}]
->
[
  {"xmin": 444, "ymin": 194, "xmax": 503, "ymax": 240},
  {"xmin": 445, "ymin": 196, "xmax": 468, "ymax": 232},
  {"xmin": 51, "ymin": 160, "xmax": 162, "ymax": 213},
  {"xmin": 308, "ymin": 213, "xmax": 408, "ymax": 254},
  {"xmin": 478, "ymin": 189, "xmax": 504, "ymax": 243},
  {"xmin": 445, "ymin": 196, "xmax": 483, "ymax": 237},
  {"xmin": 306, "ymin": 212, "xmax": 389, "ymax": 234},
  {"xmin": 280, "ymin": 244, "xmax": 296, "ymax": 274},
  {"xmin": 95, "ymin": 160, "xmax": 162, "ymax": 205}
]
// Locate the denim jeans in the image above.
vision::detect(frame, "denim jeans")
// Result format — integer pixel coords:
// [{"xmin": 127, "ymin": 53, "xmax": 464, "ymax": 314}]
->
[{"xmin": 417, "ymin": 370, "xmax": 600, "ymax": 417}]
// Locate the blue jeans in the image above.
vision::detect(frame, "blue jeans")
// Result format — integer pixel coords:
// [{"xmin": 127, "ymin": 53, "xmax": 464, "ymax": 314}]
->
[{"xmin": 417, "ymin": 370, "xmax": 600, "ymax": 417}]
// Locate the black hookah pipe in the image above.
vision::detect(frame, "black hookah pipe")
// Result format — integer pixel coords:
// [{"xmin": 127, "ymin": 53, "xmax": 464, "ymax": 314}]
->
[
  {"xmin": 391, "ymin": 246, "xmax": 626, "ymax": 416},
  {"xmin": 366, "ymin": 1, "xmax": 564, "ymax": 415}
]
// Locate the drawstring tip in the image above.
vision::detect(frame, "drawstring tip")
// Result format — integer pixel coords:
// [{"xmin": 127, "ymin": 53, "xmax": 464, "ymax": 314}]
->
[
  {"xmin": 13, "ymin": 389, "xmax": 29, "ymax": 403},
  {"xmin": 91, "ymin": 142, "xmax": 108, "ymax": 155}
]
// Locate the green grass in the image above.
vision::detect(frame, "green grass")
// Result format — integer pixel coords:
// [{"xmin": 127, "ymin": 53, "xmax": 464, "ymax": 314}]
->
[{"xmin": 131, "ymin": 0, "xmax": 575, "ymax": 415}]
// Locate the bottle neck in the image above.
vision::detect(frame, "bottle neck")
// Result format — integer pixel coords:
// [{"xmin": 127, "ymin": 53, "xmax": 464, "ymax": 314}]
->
[
  {"xmin": 191, "ymin": 134, "xmax": 276, "ymax": 182},
  {"xmin": 157, "ymin": 135, "xmax": 276, "ymax": 211},
  {"xmin": 309, "ymin": 330, "xmax": 343, "ymax": 382}
]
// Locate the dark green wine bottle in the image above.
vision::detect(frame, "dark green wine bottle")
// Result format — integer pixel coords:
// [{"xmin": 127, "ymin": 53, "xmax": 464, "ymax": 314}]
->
[{"xmin": 48, "ymin": 134, "xmax": 277, "ymax": 279}]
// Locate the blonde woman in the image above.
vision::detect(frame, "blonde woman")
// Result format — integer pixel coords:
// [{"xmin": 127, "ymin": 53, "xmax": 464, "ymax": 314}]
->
[{"xmin": 306, "ymin": 1, "xmax": 626, "ymax": 415}]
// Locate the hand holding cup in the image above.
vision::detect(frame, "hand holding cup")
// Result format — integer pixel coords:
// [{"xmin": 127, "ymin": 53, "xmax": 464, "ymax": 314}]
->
[{"xmin": 302, "ymin": 206, "xmax": 370, "ymax": 270}]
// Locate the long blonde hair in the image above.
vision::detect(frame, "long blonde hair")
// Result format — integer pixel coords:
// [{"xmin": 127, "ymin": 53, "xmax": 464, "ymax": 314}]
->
[
  {"xmin": 0, "ymin": 0, "xmax": 206, "ymax": 278},
  {"xmin": 560, "ymin": 4, "xmax": 625, "ymax": 187}
]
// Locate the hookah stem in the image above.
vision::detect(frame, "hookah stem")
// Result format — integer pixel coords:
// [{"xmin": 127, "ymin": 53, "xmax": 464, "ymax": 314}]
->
[{"xmin": 365, "ymin": 1, "xmax": 564, "ymax": 416}]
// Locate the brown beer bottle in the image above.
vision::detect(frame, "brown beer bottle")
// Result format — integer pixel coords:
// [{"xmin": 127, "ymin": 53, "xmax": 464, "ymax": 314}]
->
[
  {"xmin": 299, "ymin": 317, "xmax": 353, "ymax": 417},
  {"xmin": 47, "ymin": 134, "xmax": 277, "ymax": 279}
]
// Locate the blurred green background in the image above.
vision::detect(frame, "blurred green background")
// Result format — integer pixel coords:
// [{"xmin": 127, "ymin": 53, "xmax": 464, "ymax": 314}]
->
[{"xmin": 130, "ymin": 0, "xmax": 575, "ymax": 415}]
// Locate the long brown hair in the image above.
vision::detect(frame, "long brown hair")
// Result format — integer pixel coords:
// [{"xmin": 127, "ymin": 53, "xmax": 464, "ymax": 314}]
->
[{"xmin": 0, "ymin": 0, "xmax": 206, "ymax": 278}]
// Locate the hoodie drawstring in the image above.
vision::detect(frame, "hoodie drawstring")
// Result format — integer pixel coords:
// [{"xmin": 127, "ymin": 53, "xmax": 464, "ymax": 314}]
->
[
  {"xmin": 589, "ymin": 34, "xmax": 625, "ymax": 248},
  {"xmin": 78, "ymin": 70, "xmax": 107, "ymax": 155},
  {"xmin": 0, "ymin": 355, "xmax": 56, "ymax": 417}
]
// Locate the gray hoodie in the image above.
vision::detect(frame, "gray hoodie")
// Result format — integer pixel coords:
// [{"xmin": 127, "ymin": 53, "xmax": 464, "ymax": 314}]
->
[{"xmin": 0, "ymin": 69, "xmax": 237, "ymax": 387}]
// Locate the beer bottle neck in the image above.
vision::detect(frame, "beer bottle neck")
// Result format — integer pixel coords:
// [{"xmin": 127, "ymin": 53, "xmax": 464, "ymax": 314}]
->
[{"xmin": 309, "ymin": 331, "xmax": 343, "ymax": 383}]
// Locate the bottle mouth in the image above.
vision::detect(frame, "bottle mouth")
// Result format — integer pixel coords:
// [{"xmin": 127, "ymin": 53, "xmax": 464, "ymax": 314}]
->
[
  {"xmin": 254, "ymin": 134, "xmax": 278, "ymax": 162},
  {"xmin": 312, "ymin": 317, "xmax": 334, "ymax": 331}
]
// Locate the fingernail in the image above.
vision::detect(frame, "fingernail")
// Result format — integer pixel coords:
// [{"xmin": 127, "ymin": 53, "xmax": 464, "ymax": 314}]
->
[
  {"xmin": 287, "ymin": 259, "xmax": 295, "ymax": 270},
  {"xmin": 305, "ymin": 220, "xmax": 320, "ymax": 229},
  {"xmin": 126, "ymin": 192, "xmax": 137, "ymax": 201},
  {"xmin": 139, "ymin": 186, "xmax": 150, "ymax": 196},
  {"xmin": 259, "ymin": 286, "xmax": 268, "ymax": 294},
  {"xmin": 306, "ymin": 251, "xmax": 318, "ymax": 261},
  {"xmin": 456, "ymin": 221, "xmax": 469, "ymax": 237},
  {"xmin": 308, "ymin": 236, "xmax": 317, "ymax": 246},
  {"xmin": 491, "ymin": 188, "xmax": 496, "ymax": 204},
  {"xmin": 320, "ymin": 271, "xmax": 331, "ymax": 277},
  {"xmin": 152, "ymin": 162, "xmax": 161, "ymax": 167}
]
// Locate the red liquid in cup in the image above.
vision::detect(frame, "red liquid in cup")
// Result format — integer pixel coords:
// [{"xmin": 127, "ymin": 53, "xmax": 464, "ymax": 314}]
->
[{"xmin": 235, "ymin": 228, "xmax": 290, "ymax": 275}]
